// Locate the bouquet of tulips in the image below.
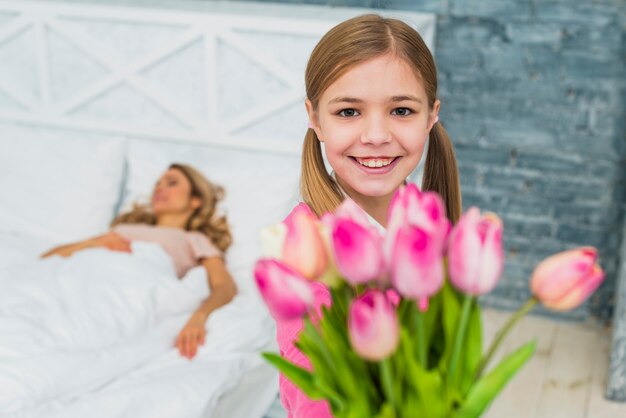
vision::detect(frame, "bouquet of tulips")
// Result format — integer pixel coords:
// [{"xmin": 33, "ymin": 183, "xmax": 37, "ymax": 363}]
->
[{"xmin": 254, "ymin": 184, "xmax": 605, "ymax": 418}]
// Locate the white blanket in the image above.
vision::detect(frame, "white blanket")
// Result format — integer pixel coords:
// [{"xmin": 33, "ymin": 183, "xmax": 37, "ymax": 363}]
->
[{"xmin": 0, "ymin": 242, "xmax": 273, "ymax": 418}]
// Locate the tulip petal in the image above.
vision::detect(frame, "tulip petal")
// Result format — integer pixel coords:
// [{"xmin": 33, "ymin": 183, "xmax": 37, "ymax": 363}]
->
[
  {"xmin": 390, "ymin": 225, "xmax": 444, "ymax": 301},
  {"xmin": 475, "ymin": 215, "xmax": 504, "ymax": 294},
  {"xmin": 259, "ymin": 223, "xmax": 287, "ymax": 258},
  {"xmin": 335, "ymin": 198, "xmax": 373, "ymax": 230},
  {"xmin": 282, "ymin": 206, "xmax": 329, "ymax": 280},
  {"xmin": 385, "ymin": 185, "xmax": 450, "ymax": 267},
  {"xmin": 332, "ymin": 218, "xmax": 385, "ymax": 285},
  {"xmin": 542, "ymin": 264, "xmax": 604, "ymax": 311},
  {"xmin": 348, "ymin": 290, "xmax": 399, "ymax": 361},
  {"xmin": 254, "ymin": 259, "xmax": 314, "ymax": 320},
  {"xmin": 530, "ymin": 247, "xmax": 597, "ymax": 300},
  {"xmin": 283, "ymin": 203, "xmax": 315, "ymax": 224},
  {"xmin": 447, "ymin": 207, "xmax": 482, "ymax": 293},
  {"xmin": 447, "ymin": 208, "xmax": 504, "ymax": 296}
]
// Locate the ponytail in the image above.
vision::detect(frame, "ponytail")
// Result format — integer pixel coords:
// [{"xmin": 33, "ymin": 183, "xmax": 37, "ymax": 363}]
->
[
  {"xmin": 422, "ymin": 122, "xmax": 462, "ymax": 223},
  {"xmin": 300, "ymin": 130, "xmax": 343, "ymax": 217}
]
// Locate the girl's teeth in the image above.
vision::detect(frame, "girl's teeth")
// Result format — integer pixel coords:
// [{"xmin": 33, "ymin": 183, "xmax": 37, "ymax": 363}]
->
[{"xmin": 357, "ymin": 158, "xmax": 393, "ymax": 168}]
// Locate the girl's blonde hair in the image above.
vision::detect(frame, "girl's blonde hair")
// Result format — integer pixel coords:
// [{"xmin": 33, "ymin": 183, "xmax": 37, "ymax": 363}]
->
[
  {"xmin": 111, "ymin": 163, "xmax": 232, "ymax": 252},
  {"xmin": 301, "ymin": 14, "xmax": 461, "ymax": 223}
]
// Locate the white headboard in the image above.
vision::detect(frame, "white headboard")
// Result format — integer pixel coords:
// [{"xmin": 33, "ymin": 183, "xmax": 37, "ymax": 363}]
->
[{"xmin": 0, "ymin": 0, "xmax": 435, "ymax": 155}]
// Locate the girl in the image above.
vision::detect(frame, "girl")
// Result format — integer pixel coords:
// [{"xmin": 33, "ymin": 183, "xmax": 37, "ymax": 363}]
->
[
  {"xmin": 42, "ymin": 163, "xmax": 237, "ymax": 360},
  {"xmin": 277, "ymin": 14, "xmax": 461, "ymax": 417}
]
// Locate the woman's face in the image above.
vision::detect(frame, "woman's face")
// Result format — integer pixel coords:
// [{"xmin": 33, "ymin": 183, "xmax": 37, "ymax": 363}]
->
[
  {"xmin": 151, "ymin": 168, "xmax": 200, "ymax": 216},
  {"xmin": 307, "ymin": 53, "xmax": 439, "ymax": 204}
]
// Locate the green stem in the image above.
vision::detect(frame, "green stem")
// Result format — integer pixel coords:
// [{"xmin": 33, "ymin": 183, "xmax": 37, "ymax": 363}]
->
[
  {"xmin": 473, "ymin": 296, "xmax": 538, "ymax": 381},
  {"xmin": 380, "ymin": 357, "xmax": 396, "ymax": 411},
  {"xmin": 448, "ymin": 294, "xmax": 473, "ymax": 385},
  {"xmin": 415, "ymin": 309, "xmax": 427, "ymax": 368},
  {"xmin": 398, "ymin": 298, "xmax": 411, "ymax": 325},
  {"xmin": 304, "ymin": 317, "xmax": 335, "ymax": 371}
]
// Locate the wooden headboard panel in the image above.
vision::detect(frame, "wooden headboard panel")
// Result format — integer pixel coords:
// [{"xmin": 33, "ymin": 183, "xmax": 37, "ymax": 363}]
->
[{"xmin": 0, "ymin": 0, "xmax": 435, "ymax": 155}]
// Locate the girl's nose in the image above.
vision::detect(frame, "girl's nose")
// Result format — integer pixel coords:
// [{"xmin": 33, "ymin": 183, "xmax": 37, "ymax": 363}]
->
[{"xmin": 360, "ymin": 115, "xmax": 391, "ymax": 145}]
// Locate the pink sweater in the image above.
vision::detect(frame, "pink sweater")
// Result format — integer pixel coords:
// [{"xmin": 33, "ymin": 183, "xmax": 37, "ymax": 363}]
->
[{"xmin": 275, "ymin": 281, "xmax": 333, "ymax": 418}]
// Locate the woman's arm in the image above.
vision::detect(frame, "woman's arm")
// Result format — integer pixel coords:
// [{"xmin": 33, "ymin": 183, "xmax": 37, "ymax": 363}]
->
[
  {"xmin": 40, "ymin": 232, "xmax": 131, "ymax": 258},
  {"xmin": 176, "ymin": 256, "xmax": 237, "ymax": 359}
]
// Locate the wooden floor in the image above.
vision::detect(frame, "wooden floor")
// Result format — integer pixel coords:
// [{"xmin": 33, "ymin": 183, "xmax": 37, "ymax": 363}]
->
[
  {"xmin": 482, "ymin": 308, "xmax": 626, "ymax": 418},
  {"xmin": 264, "ymin": 309, "xmax": 626, "ymax": 418}
]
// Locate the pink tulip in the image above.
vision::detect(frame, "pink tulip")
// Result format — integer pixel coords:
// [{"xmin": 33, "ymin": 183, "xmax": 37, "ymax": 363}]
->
[
  {"xmin": 334, "ymin": 198, "xmax": 375, "ymax": 231},
  {"xmin": 447, "ymin": 207, "xmax": 504, "ymax": 295},
  {"xmin": 254, "ymin": 259, "xmax": 315, "ymax": 320},
  {"xmin": 282, "ymin": 203, "xmax": 329, "ymax": 280},
  {"xmin": 385, "ymin": 184, "xmax": 449, "ymax": 263},
  {"xmin": 390, "ymin": 225, "xmax": 444, "ymax": 305},
  {"xmin": 530, "ymin": 247, "xmax": 605, "ymax": 311},
  {"xmin": 348, "ymin": 290, "xmax": 399, "ymax": 361},
  {"xmin": 332, "ymin": 218, "xmax": 386, "ymax": 285}
]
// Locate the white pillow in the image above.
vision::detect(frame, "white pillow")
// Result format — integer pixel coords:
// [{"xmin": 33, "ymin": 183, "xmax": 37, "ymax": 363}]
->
[
  {"xmin": 122, "ymin": 139, "xmax": 301, "ymax": 291},
  {"xmin": 0, "ymin": 122, "xmax": 126, "ymax": 243}
]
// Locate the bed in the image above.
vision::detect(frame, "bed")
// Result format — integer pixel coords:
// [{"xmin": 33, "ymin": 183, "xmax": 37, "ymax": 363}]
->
[{"xmin": 0, "ymin": 1, "xmax": 435, "ymax": 416}]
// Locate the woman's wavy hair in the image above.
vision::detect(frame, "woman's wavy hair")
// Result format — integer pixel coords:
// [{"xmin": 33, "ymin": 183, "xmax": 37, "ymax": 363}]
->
[
  {"xmin": 301, "ymin": 14, "xmax": 461, "ymax": 223},
  {"xmin": 111, "ymin": 163, "xmax": 232, "ymax": 252}
]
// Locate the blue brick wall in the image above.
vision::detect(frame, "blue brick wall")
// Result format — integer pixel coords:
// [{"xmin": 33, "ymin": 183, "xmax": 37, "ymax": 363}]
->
[{"xmin": 222, "ymin": 0, "xmax": 626, "ymax": 321}]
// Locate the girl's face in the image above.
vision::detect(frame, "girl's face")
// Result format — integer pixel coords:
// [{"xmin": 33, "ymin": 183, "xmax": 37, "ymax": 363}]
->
[
  {"xmin": 151, "ymin": 168, "xmax": 201, "ymax": 216},
  {"xmin": 307, "ymin": 54, "xmax": 439, "ymax": 204}
]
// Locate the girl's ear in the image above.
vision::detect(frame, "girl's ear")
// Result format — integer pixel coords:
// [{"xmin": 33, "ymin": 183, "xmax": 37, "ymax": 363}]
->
[
  {"xmin": 305, "ymin": 99, "xmax": 324, "ymax": 142},
  {"xmin": 428, "ymin": 99, "xmax": 441, "ymax": 132}
]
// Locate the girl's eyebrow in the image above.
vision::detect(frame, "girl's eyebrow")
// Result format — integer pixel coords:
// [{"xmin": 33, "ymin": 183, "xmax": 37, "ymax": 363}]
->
[
  {"xmin": 328, "ymin": 95, "xmax": 423, "ymax": 105},
  {"xmin": 328, "ymin": 96, "xmax": 363, "ymax": 105},
  {"xmin": 391, "ymin": 95, "xmax": 423, "ymax": 104}
]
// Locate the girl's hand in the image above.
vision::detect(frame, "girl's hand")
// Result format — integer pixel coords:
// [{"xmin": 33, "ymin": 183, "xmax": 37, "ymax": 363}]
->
[{"xmin": 175, "ymin": 312, "xmax": 207, "ymax": 360}]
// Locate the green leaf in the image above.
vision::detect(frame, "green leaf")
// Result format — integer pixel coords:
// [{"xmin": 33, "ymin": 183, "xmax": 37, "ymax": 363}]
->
[
  {"xmin": 262, "ymin": 352, "xmax": 322, "ymax": 399},
  {"xmin": 374, "ymin": 403, "xmax": 397, "ymax": 418},
  {"xmin": 399, "ymin": 329, "xmax": 448, "ymax": 416},
  {"xmin": 318, "ymin": 310, "xmax": 365, "ymax": 401},
  {"xmin": 439, "ymin": 281, "xmax": 461, "ymax": 371},
  {"xmin": 456, "ymin": 340, "xmax": 537, "ymax": 418},
  {"xmin": 423, "ymin": 290, "xmax": 442, "ymax": 353},
  {"xmin": 460, "ymin": 300, "xmax": 483, "ymax": 394}
]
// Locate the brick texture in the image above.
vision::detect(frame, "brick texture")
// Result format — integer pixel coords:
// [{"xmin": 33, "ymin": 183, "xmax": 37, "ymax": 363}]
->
[{"xmin": 225, "ymin": 0, "xmax": 625, "ymax": 321}]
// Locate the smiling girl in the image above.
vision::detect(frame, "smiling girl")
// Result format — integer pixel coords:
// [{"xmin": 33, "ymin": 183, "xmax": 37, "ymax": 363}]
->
[
  {"xmin": 42, "ymin": 163, "xmax": 237, "ymax": 360},
  {"xmin": 278, "ymin": 14, "xmax": 462, "ymax": 417}
]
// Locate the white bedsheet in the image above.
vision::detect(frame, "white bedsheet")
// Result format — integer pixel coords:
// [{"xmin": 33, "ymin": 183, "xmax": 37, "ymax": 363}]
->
[
  {"xmin": 0, "ymin": 235, "xmax": 277, "ymax": 418},
  {"xmin": 0, "ymin": 232, "xmax": 55, "ymax": 271}
]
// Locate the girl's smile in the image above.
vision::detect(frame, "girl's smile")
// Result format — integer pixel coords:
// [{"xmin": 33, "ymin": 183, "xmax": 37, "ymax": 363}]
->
[{"xmin": 350, "ymin": 156, "xmax": 401, "ymax": 174}]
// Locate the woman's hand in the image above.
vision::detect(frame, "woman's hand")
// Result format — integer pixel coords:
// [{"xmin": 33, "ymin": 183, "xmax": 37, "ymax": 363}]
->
[
  {"xmin": 41, "ymin": 232, "xmax": 131, "ymax": 259},
  {"xmin": 175, "ymin": 312, "xmax": 207, "ymax": 360},
  {"xmin": 92, "ymin": 232, "xmax": 132, "ymax": 253},
  {"xmin": 174, "ymin": 257, "xmax": 237, "ymax": 360}
]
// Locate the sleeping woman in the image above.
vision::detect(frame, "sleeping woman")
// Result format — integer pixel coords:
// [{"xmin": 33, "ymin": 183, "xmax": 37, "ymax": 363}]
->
[{"xmin": 41, "ymin": 163, "xmax": 237, "ymax": 360}]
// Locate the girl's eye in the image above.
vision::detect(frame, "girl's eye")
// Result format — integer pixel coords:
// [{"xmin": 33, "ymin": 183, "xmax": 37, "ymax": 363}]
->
[
  {"xmin": 338, "ymin": 108, "xmax": 359, "ymax": 118},
  {"xmin": 167, "ymin": 181, "xmax": 177, "ymax": 187},
  {"xmin": 392, "ymin": 107, "xmax": 413, "ymax": 116}
]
